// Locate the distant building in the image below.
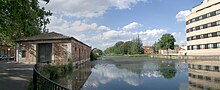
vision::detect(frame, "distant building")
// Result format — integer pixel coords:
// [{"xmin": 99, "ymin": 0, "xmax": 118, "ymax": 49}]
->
[
  {"xmin": 143, "ymin": 46, "xmax": 154, "ymax": 54},
  {"xmin": 15, "ymin": 32, "xmax": 91, "ymax": 65},
  {"xmin": 0, "ymin": 44, "xmax": 15, "ymax": 58},
  {"xmin": 186, "ymin": 0, "xmax": 220, "ymax": 55}
]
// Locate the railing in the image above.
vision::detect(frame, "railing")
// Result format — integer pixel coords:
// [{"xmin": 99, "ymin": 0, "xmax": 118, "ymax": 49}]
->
[{"xmin": 33, "ymin": 65, "xmax": 70, "ymax": 90}]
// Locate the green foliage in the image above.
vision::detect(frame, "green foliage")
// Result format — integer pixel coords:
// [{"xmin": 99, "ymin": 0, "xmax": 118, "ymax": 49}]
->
[
  {"xmin": 41, "ymin": 65, "xmax": 60, "ymax": 80},
  {"xmin": 157, "ymin": 33, "xmax": 176, "ymax": 50},
  {"xmin": 159, "ymin": 62, "xmax": 176, "ymax": 79},
  {"xmin": 90, "ymin": 51, "xmax": 99, "ymax": 61},
  {"xmin": 0, "ymin": 0, "xmax": 52, "ymax": 46},
  {"xmin": 41, "ymin": 60, "xmax": 73, "ymax": 80},
  {"xmin": 104, "ymin": 36, "xmax": 144, "ymax": 55}
]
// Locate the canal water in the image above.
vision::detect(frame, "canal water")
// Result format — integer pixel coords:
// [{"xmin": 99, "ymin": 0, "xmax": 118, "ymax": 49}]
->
[{"xmin": 59, "ymin": 56, "xmax": 220, "ymax": 90}]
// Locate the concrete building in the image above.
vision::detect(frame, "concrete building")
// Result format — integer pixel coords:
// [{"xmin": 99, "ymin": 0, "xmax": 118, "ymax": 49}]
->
[
  {"xmin": 15, "ymin": 32, "xmax": 91, "ymax": 65},
  {"xmin": 186, "ymin": 0, "xmax": 220, "ymax": 56}
]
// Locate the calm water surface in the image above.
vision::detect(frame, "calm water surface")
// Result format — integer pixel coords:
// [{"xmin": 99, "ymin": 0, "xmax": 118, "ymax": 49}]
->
[{"xmin": 59, "ymin": 56, "xmax": 220, "ymax": 90}]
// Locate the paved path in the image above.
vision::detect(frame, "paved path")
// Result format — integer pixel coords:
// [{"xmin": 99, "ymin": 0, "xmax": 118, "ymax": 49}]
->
[{"xmin": 0, "ymin": 61, "xmax": 33, "ymax": 90}]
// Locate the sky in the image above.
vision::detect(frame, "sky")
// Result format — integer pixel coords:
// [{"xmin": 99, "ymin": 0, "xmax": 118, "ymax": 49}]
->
[{"xmin": 39, "ymin": 0, "xmax": 205, "ymax": 50}]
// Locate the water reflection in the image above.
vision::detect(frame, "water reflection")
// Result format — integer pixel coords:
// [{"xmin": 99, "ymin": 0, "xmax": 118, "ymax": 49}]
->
[
  {"xmin": 58, "ymin": 62, "xmax": 92, "ymax": 90},
  {"xmin": 81, "ymin": 59, "xmax": 188, "ymax": 90},
  {"xmin": 188, "ymin": 60, "xmax": 220, "ymax": 90}
]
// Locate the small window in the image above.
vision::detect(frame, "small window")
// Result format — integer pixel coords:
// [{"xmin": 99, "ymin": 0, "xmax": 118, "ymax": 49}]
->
[
  {"xmin": 208, "ymin": 44, "xmax": 213, "ymax": 49},
  {"xmin": 207, "ymin": 13, "xmax": 211, "ymax": 17},
  {"xmin": 216, "ymin": 10, "xmax": 220, "ymax": 15},
  {"xmin": 200, "ymin": 25, "xmax": 203, "ymax": 29},
  {"xmin": 193, "ymin": 27, "xmax": 196, "ymax": 31},
  {"xmin": 192, "ymin": 18, "xmax": 195, "ymax": 22},
  {"xmin": 193, "ymin": 36, "xmax": 196, "ymax": 40},
  {"xmin": 217, "ymin": 21, "xmax": 220, "ymax": 25},
  {"xmin": 207, "ymin": 23, "xmax": 211, "ymax": 27},
  {"xmin": 193, "ymin": 45, "xmax": 197, "ymax": 50},
  {"xmin": 200, "ymin": 35, "xmax": 204, "ymax": 39},
  {"xmin": 201, "ymin": 45, "xmax": 205, "ymax": 49},
  {"xmin": 199, "ymin": 16, "xmax": 203, "ymax": 20},
  {"xmin": 217, "ymin": 43, "xmax": 220, "ymax": 48},
  {"xmin": 217, "ymin": 31, "xmax": 220, "ymax": 36},
  {"xmin": 208, "ymin": 33, "xmax": 212, "ymax": 38}
]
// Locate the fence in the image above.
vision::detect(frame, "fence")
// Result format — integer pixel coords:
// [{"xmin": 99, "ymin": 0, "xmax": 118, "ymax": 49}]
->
[{"xmin": 33, "ymin": 65, "xmax": 70, "ymax": 90}]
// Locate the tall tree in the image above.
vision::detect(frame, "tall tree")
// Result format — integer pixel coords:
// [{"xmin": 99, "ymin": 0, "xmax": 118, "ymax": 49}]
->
[
  {"xmin": 158, "ymin": 34, "xmax": 176, "ymax": 55},
  {"xmin": 131, "ymin": 36, "xmax": 144, "ymax": 54},
  {"xmin": 0, "ymin": 0, "xmax": 52, "ymax": 46}
]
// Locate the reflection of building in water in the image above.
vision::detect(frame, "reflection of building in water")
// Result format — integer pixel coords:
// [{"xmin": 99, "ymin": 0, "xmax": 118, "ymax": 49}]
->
[
  {"xmin": 71, "ymin": 62, "xmax": 91, "ymax": 90},
  {"xmin": 188, "ymin": 60, "xmax": 220, "ymax": 90}
]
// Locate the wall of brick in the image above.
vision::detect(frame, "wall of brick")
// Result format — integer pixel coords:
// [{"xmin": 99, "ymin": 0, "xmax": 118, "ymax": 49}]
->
[
  {"xmin": 53, "ymin": 43, "xmax": 68, "ymax": 65},
  {"xmin": 71, "ymin": 41, "xmax": 91, "ymax": 65}
]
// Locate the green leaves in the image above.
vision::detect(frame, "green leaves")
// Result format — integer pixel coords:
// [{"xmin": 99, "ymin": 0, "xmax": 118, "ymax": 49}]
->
[
  {"xmin": 157, "ymin": 33, "xmax": 176, "ymax": 50},
  {"xmin": 0, "ymin": 0, "xmax": 52, "ymax": 46}
]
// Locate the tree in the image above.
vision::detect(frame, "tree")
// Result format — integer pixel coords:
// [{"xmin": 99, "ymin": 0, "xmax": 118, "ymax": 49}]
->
[
  {"xmin": 131, "ymin": 37, "xmax": 144, "ymax": 54},
  {"xmin": 158, "ymin": 34, "xmax": 176, "ymax": 56},
  {"xmin": 120, "ymin": 41, "xmax": 133, "ymax": 54},
  {"xmin": 0, "ymin": 0, "xmax": 52, "ymax": 46}
]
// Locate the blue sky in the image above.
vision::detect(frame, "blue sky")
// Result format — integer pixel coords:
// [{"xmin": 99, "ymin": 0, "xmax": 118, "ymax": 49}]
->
[{"xmin": 40, "ymin": 0, "xmax": 204, "ymax": 50}]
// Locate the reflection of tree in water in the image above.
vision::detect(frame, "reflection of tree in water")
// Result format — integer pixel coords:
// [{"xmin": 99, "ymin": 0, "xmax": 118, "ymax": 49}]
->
[{"xmin": 159, "ymin": 61, "xmax": 176, "ymax": 79}]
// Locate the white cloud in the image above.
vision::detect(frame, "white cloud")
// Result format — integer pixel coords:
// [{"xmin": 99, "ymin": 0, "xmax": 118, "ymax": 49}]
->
[
  {"xmin": 176, "ymin": 10, "xmax": 191, "ymax": 22},
  {"xmin": 40, "ymin": 0, "xmax": 147, "ymax": 18},
  {"xmin": 122, "ymin": 22, "xmax": 142, "ymax": 30},
  {"xmin": 47, "ymin": 15, "xmax": 184, "ymax": 50}
]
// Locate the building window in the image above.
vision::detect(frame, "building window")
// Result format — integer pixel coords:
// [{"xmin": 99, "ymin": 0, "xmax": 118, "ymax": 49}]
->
[
  {"xmin": 193, "ymin": 45, "xmax": 197, "ymax": 50},
  {"xmin": 193, "ymin": 27, "xmax": 196, "ymax": 31},
  {"xmin": 217, "ymin": 32, "xmax": 220, "ymax": 36},
  {"xmin": 208, "ymin": 33, "xmax": 212, "ymax": 38},
  {"xmin": 22, "ymin": 50, "xmax": 26, "ymax": 58},
  {"xmin": 216, "ymin": 10, "xmax": 220, "ymax": 15},
  {"xmin": 193, "ymin": 36, "xmax": 196, "ymax": 40},
  {"xmin": 200, "ymin": 35, "xmax": 204, "ymax": 39},
  {"xmin": 217, "ymin": 43, "xmax": 220, "ymax": 48},
  {"xmin": 200, "ymin": 25, "xmax": 203, "ymax": 29},
  {"xmin": 217, "ymin": 21, "xmax": 220, "ymax": 25},
  {"xmin": 192, "ymin": 18, "xmax": 195, "ymax": 22},
  {"xmin": 201, "ymin": 45, "xmax": 205, "ymax": 49},
  {"xmin": 207, "ymin": 23, "xmax": 211, "ymax": 27},
  {"xmin": 208, "ymin": 44, "xmax": 213, "ymax": 49},
  {"xmin": 207, "ymin": 13, "xmax": 211, "ymax": 17},
  {"xmin": 199, "ymin": 16, "xmax": 203, "ymax": 20}
]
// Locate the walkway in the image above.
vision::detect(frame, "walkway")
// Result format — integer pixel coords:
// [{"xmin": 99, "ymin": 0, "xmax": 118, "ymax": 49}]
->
[{"xmin": 0, "ymin": 61, "xmax": 33, "ymax": 90}]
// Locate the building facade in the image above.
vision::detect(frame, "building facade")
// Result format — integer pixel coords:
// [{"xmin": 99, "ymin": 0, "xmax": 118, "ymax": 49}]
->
[
  {"xmin": 143, "ymin": 46, "xmax": 154, "ymax": 54},
  {"xmin": 186, "ymin": 0, "xmax": 220, "ymax": 56},
  {"xmin": 16, "ymin": 32, "xmax": 91, "ymax": 65}
]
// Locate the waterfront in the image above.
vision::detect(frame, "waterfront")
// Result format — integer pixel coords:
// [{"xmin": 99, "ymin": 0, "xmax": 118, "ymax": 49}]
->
[
  {"xmin": 58, "ymin": 56, "xmax": 189, "ymax": 90},
  {"xmin": 56, "ymin": 56, "xmax": 220, "ymax": 90}
]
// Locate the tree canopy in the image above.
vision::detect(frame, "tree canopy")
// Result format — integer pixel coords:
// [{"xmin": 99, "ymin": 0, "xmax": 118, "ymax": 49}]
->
[
  {"xmin": 104, "ymin": 37, "xmax": 144, "ymax": 55},
  {"xmin": 154, "ymin": 33, "xmax": 176, "ymax": 50},
  {"xmin": 0, "ymin": 0, "xmax": 52, "ymax": 46}
]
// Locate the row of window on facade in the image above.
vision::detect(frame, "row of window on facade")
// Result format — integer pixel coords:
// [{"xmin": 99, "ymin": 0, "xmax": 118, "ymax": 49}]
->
[
  {"xmin": 186, "ymin": 20, "xmax": 220, "ymax": 33},
  {"xmin": 186, "ymin": 7, "xmax": 220, "ymax": 25},
  {"xmin": 187, "ymin": 31, "xmax": 220, "ymax": 41},
  {"xmin": 196, "ymin": 2, "xmax": 220, "ymax": 13},
  {"xmin": 187, "ymin": 42, "xmax": 220, "ymax": 50}
]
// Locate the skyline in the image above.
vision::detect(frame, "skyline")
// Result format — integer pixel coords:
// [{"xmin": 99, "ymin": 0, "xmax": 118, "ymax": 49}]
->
[{"xmin": 40, "ymin": 0, "xmax": 205, "ymax": 50}]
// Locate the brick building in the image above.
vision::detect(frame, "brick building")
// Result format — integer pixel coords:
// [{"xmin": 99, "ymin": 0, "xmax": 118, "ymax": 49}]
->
[
  {"xmin": 15, "ymin": 32, "xmax": 91, "ymax": 65},
  {"xmin": 143, "ymin": 46, "xmax": 154, "ymax": 54}
]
